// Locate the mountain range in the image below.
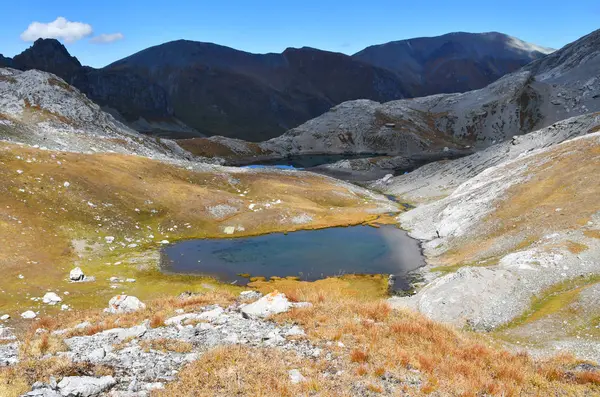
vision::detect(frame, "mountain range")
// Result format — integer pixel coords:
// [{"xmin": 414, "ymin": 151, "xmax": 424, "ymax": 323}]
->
[{"xmin": 0, "ymin": 32, "xmax": 551, "ymax": 141}]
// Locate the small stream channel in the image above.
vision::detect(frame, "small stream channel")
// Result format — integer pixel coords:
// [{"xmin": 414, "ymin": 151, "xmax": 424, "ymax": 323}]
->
[{"xmin": 160, "ymin": 225, "xmax": 425, "ymax": 292}]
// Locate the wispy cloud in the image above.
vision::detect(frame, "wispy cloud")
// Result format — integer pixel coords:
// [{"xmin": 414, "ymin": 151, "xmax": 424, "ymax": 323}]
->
[
  {"xmin": 90, "ymin": 33, "xmax": 125, "ymax": 44},
  {"xmin": 20, "ymin": 17, "xmax": 93, "ymax": 43}
]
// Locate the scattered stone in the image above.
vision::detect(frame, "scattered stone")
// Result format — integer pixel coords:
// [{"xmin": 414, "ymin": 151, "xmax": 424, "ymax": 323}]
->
[
  {"xmin": 0, "ymin": 326, "xmax": 15, "ymax": 340},
  {"xmin": 239, "ymin": 290, "xmax": 262, "ymax": 301},
  {"xmin": 289, "ymin": 369, "xmax": 307, "ymax": 384},
  {"xmin": 105, "ymin": 295, "xmax": 146, "ymax": 314},
  {"xmin": 285, "ymin": 325, "xmax": 306, "ymax": 337},
  {"xmin": 42, "ymin": 292, "xmax": 62, "ymax": 305},
  {"xmin": 105, "ymin": 236, "xmax": 115, "ymax": 244},
  {"xmin": 240, "ymin": 292, "xmax": 312, "ymax": 318},
  {"xmin": 21, "ymin": 310, "xmax": 37, "ymax": 319}
]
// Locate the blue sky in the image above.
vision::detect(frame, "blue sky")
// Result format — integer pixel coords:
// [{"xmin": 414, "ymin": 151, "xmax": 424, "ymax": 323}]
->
[{"xmin": 2, "ymin": 0, "xmax": 599, "ymax": 68}]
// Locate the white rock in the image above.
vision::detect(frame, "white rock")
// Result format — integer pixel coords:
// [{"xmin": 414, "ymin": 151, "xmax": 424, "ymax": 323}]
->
[
  {"xmin": 101, "ymin": 325, "xmax": 147, "ymax": 342},
  {"xmin": 285, "ymin": 325, "xmax": 305, "ymax": 336},
  {"xmin": 164, "ymin": 313, "xmax": 202, "ymax": 326},
  {"xmin": 18, "ymin": 274, "xmax": 24, "ymax": 279},
  {"xmin": 223, "ymin": 226, "xmax": 235, "ymax": 235},
  {"xmin": 42, "ymin": 292, "xmax": 62, "ymax": 305},
  {"xmin": 125, "ymin": 278, "xmax": 136, "ymax": 283},
  {"xmin": 69, "ymin": 267, "xmax": 85, "ymax": 281},
  {"xmin": 159, "ymin": 240, "xmax": 170, "ymax": 244},
  {"xmin": 63, "ymin": 181, "xmax": 70, "ymax": 188},
  {"xmin": 105, "ymin": 295, "xmax": 146, "ymax": 314},
  {"xmin": 75, "ymin": 321, "xmax": 91, "ymax": 329},
  {"xmin": 239, "ymin": 290, "xmax": 262, "ymax": 300},
  {"xmin": 21, "ymin": 310, "xmax": 37, "ymax": 319},
  {"xmin": 198, "ymin": 307, "xmax": 225, "ymax": 322},
  {"xmin": 57, "ymin": 376, "xmax": 116, "ymax": 397},
  {"xmin": 288, "ymin": 369, "xmax": 306, "ymax": 384},
  {"xmin": 87, "ymin": 347, "xmax": 106, "ymax": 362},
  {"xmin": 105, "ymin": 236, "xmax": 115, "ymax": 244},
  {"xmin": 240, "ymin": 292, "xmax": 311, "ymax": 318},
  {"xmin": 61, "ymin": 304, "xmax": 70, "ymax": 311},
  {"xmin": 0, "ymin": 314, "xmax": 9, "ymax": 321}
]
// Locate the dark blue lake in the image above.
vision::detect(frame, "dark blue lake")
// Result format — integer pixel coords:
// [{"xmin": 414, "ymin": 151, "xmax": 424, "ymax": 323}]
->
[{"xmin": 160, "ymin": 225, "xmax": 424, "ymax": 291}]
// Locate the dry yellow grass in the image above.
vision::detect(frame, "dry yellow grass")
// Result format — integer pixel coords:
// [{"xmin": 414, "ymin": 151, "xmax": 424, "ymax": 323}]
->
[
  {"xmin": 2, "ymin": 278, "xmax": 599, "ymax": 396},
  {"xmin": 152, "ymin": 278, "xmax": 600, "ymax": 396},
  {"xmin": 0, "ymin": 142, "xmax": 388, "ymax": 316},
  {"xmin": 438, "ymin": 136, "xmax": 600, "ymax": 266}
]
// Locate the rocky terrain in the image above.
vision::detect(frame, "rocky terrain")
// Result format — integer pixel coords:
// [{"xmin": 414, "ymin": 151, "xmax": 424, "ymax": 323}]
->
[
  {"xmin": 242, "ymin": 28, "xmax": 599, "ymax": 162},
  {"xmin": 354, "ymin": 31, "xmax": 553, "ymax": 96},
  {"xmin": 1, "ymin": 24, "xmax": 600, "ymax": 397},
  {"xmin": 0, "ymin": 67, "xmax": 191, "ymax": 162},
  {"xmin": 3, "ymin": 32, "xmax": 547, "ymax": 141},
  {"xmin": 384, "ymin": 112, "xmax": 600, "ymax": 361}
]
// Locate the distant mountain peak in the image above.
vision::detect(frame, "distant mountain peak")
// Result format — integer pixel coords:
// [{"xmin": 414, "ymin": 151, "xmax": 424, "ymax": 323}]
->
[{"xmin": 12, "ymin": 38, "xmax": 81, "ymax": 81}]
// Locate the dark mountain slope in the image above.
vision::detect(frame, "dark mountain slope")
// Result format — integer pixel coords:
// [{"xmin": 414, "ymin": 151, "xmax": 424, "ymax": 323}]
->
[{"xmin": 353, "ymin": 32, "xmax": 553, "ymax": 96}]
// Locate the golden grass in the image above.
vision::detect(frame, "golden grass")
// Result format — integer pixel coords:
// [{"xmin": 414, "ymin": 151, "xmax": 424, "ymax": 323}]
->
[
  {"xmin": 438, "ymin": 136, "xmax": 600, "ymax": 266},
  {"xmin": 151, "ymin": 279, "xmax": 600, "ymax": 396},
  {"xmin": 498, "ymin": 275, "xmax": 600, "ymax": 330},
  {"xmin": 565, "ymin": 240, "xmax": 588, "ymax": 254},
  {"xmin": 584, "ymin": 230, "xmax": 600, "ymax": 239},
  {"xmin": 0, "ymin": 142, "xmax": 387, "ymax": 315}
]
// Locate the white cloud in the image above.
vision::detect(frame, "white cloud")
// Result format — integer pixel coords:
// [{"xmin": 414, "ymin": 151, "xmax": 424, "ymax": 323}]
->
[
  {"xmin": 20, "ymin": 17, "xmax": 93, "ymax": 43},
  {"xmin": 90, "ymin": 33, "xmax": 124, "ymax": 44}
]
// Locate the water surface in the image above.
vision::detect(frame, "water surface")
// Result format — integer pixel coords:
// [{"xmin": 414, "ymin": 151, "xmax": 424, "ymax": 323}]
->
[{"xmin": 161, "ymin": 225, "xmax": 424, "ymax": 291}]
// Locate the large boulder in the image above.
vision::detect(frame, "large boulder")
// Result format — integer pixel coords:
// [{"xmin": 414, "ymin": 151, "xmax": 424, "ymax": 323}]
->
[
  {"xmin": 69, "ymin": 267, "xmax": 85, "ymax": 282},
  {"xmin": 57, "ymin": 376, "xmax": 116, "ymax": 396},
  {"xmin": 240, "ymin": 291, "xmax": 311, "ymax": 318},
  {"xmin": 105, "ymin": 295, "xmax": 146, "ymax": 314}
]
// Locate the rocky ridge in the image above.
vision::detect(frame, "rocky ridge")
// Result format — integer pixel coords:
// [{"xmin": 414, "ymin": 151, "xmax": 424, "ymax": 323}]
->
[
  {"xmin": 249, "ymin": 28, "xmax": 600, "ymax": 160},
  {"xmin": 5, "ymin": 32, "xmax": 549, "ymax": 140}
]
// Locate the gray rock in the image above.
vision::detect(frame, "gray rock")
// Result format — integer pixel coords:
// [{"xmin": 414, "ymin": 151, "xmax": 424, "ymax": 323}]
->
[
  {"xmin": 288, "ymin": 369, "xmax": 306, "ymax": 384},
  {"xmin": 57, "ymin": 376, "xmax": 116, "ymax": 396},
  {"xmin": 105, "ymin": 295, "xmax": 146, "ymax": 314}
]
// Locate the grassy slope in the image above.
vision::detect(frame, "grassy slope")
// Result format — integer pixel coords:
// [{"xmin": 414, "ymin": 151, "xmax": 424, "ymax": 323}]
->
[
  {"xmin": 417, "ymin": 135, "xmax": 600, "ymax": 343},
  {"xmin": 437, "ymin": 137, "xmax": 600, "ymax": 267},
  {"xmin": 0, "ymin": 142, "xmax": 389, "ymax": 317}
]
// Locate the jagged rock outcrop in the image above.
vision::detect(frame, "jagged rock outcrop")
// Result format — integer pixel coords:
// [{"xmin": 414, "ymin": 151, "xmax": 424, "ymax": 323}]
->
[
  {"xmin": 12, "ymin": 38, "xmax": 82, "ymax": 81},
  {"xmin": 0, "ymin": 67, "xmax": 193, "ymax": 161},
  {"xmin": 353, "ymin": 31, "xmax": 553, "ymax": 96}
]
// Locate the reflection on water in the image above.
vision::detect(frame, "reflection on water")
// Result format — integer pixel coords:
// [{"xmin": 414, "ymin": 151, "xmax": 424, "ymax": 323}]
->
[{"xmin": 161, "ymin": 225, "xmax": 424, "ymax": 291}]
